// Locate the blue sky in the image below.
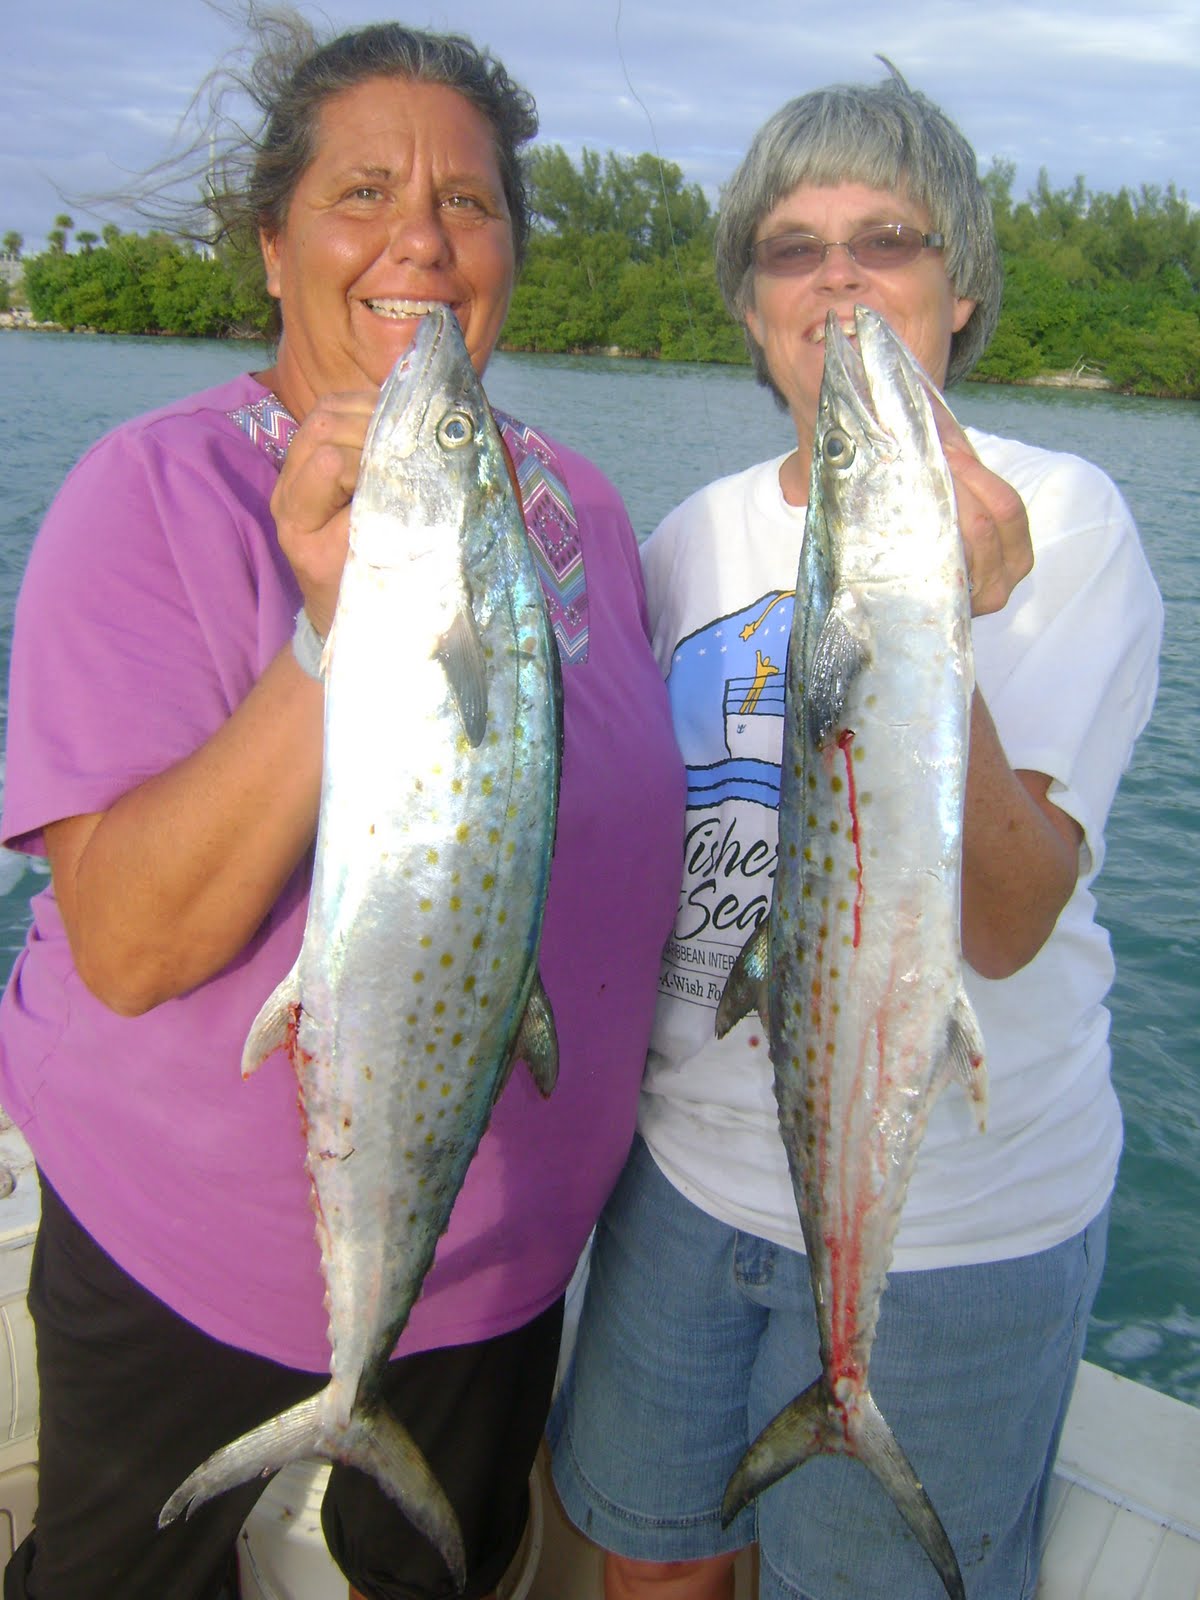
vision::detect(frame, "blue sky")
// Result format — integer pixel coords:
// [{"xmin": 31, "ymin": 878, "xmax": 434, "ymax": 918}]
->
[{"xmin": 4, "ymin": 0, "xmax": 1197, "ymax": 254}]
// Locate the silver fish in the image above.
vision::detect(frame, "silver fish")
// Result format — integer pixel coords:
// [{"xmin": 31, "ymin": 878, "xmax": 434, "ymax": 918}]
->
[
  {"xmin": 160, "ymin": 306, "xmax": 561, "ymax": 1587},
  {"xmin": 717, "ymin": 306, "xmax": 987, "ymax": 1600}
]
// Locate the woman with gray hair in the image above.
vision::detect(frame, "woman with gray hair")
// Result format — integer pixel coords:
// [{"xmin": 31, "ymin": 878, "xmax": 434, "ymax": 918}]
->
[
  {"xmin": 549, "ymin": 65, "xmax": 1160, "ymax": 1600},
  {"xmin": 0, "ymin": 11, "xmax": 684, "ymax": 1600}
]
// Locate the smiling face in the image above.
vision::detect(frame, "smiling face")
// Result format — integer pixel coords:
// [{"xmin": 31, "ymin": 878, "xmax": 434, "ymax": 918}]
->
[
  {"xmin": 259, "ymin": 75, "xmax": 516, "ymax": 419},
  {"xmin": 744, "ymin": 181, "xmax": 976, "ymax": 482}
]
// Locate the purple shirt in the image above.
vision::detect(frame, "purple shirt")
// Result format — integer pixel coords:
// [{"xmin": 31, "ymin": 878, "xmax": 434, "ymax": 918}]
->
[{"xmin": 0, "ymin": 373, "xmax": 683, "ymax": 1370}]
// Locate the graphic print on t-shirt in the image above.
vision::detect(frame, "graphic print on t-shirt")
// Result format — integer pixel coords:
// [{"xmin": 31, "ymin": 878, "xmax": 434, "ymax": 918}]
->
[{"xmin": 656, "ymin": 590, "xmax": 793, "ymax": 1015}]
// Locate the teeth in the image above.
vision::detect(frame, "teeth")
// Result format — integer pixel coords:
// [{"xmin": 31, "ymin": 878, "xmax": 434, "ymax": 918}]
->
[
  {"xmin": 810, "ymin": 321, "xmax": 857, "ymax": 344},
  {"xmin": 364, "ymin": 299, "xmax": 446, "ymax": 319}
]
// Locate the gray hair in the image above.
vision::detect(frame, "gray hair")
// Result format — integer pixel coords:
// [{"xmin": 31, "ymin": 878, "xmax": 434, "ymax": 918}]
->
[{"xmin": 714, "ymin": 62, "xmax": 1002, "ymax": 391}]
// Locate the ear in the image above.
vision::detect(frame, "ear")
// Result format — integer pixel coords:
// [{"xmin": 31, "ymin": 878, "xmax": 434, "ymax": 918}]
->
[
  {"xmin": 260, "ymin": 228, "xmax": 282, "ymax": 301},
  {"xmin": 951, "ymin": 296, "xmax": 977, "ymax": 334}
]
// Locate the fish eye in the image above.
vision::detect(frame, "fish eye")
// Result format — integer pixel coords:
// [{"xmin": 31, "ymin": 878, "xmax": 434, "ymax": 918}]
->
[
  {"xmin": 823, "ymin": 428, "xmax": 855, "ymax": 468},
  {"xmin": 437, "ymin": 410, "xmax": 475, "ymax": 449}
]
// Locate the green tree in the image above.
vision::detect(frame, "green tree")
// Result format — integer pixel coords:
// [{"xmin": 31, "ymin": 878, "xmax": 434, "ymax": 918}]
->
[{"xmin": 2, "ymin": 231, "xmax": 22, "ymax": 258}]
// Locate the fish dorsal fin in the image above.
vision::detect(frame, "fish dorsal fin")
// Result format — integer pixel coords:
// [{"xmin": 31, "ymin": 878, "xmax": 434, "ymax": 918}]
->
[
  {"xmin": 512, "ymin": 975, "xmax": 559, "ymax": 1099},
  {"xmin": 946, "ymin": 988, "xmax": 988, "ymax": 1133},
  {"xmin": 241, "ymin": 965, "xmax": 302, "ymax": 1079},
  {"xmin": 807, "ymin": 607, "xmax": 868, "ymax": 750},
  {"xmin": 716, "ymin": 922, "xmax": 771, "ymax": 1039},
  {"xmin": 436, "ymin": 606, "xmax": 488, "ymax": 747}
]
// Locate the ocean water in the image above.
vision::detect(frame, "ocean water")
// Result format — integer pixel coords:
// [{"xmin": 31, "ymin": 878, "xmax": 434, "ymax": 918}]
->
[{"xmin": 1, "ymin": 330, "xmax": 1196, "ymax": 1406}]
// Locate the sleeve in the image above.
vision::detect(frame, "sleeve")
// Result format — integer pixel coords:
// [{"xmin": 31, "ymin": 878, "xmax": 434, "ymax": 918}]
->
[
  {"xmin": 973, "ymin": 448, "xmax": 1163, "ymax": 876},
  {"xmin": 2, "ymin": 421, "xmax": 262, "ymax": 854}
]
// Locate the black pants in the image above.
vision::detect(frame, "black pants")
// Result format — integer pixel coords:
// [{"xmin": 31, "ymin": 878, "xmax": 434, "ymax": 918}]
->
[{"xmin": 7, "ymin": 1174, "xmax": 564, "ymax": 1600}]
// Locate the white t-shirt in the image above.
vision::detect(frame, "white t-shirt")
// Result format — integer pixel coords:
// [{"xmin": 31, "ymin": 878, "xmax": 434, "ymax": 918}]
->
[{"xmin": 638, "ymin": 428, "xmax": 1163, "ymax": 1270}]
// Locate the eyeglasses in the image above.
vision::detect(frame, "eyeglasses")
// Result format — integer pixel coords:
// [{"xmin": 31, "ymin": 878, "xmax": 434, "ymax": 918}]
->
[{"xmin": 750, "ymin": 224, "xmax": 945, "ymax": 277}]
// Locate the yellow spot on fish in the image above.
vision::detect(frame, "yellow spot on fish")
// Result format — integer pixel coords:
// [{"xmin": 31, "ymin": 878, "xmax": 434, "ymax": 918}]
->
[
  {"xmin": 419, "ymin": 898, "xmax": 432, "ymax": 913},
  {"xmin": 482, "ymin": 873, "xmax": 495, "ymax": 890},
  {"xmin": 420, "ymin": 935, "xmax": 431, "ymax": 949},
  {"xmin": 440, "ymin": 952, "xmax": 454, "ymax": 968},
  {"xmin": 463, "ymin": 976, "xmax": 475, "ymax": 993},
  {"xmin": 427, "ymin": 848, "xmax": 440, "ymax": 865},
  {"xmin": 450, "ymin": 895, "xmax": 461, "ymax": 911},
  {"xmin": 417, "ymin": 1079, "xmax": 427, "ymax": 1091},
  {"xmin": 481, "ymin": 776, "xmax": 493, "ymax": 795},
  {"xmin": 413, "ymin": 970, "xmax": 425, "ymax": 983},
  {"xmin": 433, "ymin": 1001, "xmax": 445, "ymax": 1016},
  {"xmin": 451, "ymin": 1032, "xmax": 463, "ymax": 1046}
]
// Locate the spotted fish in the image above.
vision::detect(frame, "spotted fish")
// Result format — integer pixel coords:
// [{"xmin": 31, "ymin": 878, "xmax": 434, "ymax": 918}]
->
[
  {"xmin": 717, "ymin": 305, "xmax": 986, "ymax": 1600},
  {"xmin": 160, "ymin": 306, "xmax": 561, "ymax": 1587}
]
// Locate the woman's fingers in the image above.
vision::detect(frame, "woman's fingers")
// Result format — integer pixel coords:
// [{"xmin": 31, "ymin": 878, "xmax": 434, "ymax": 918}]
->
[
  {"xmin": 944, "ymin": 443, "xmax": 1033, "ymax": 617},
  {"xmin": 271, "ymin": 391, "xmax": 378, "ymax": 635}
]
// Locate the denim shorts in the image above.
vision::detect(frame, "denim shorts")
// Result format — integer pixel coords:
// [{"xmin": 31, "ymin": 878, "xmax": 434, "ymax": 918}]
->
[{"xmin": 548, "ymin": 1135, "xmax": 1109, "ymax": 1600}]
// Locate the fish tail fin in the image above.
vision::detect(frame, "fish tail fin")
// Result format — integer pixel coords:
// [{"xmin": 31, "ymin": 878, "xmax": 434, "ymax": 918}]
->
[
  {"xmin": 160, "ymin": 1388, "xmax": 467, "ymax": 1590},
  {"xmin": 853, "ymin": 1390, "xmax": 966, "ymax": 1600},
  {"xmin": 947, "ymin": 987, "xmax": 987, "ymax": 1133},
  {"xmin": 338, "ymin": 1404, "xmax": 467, "ymax": 1590},
  {"xmin": 715, "ymin": 923, "xmax": 770, "ymax": 1038},
  {"xmin": 720, "ymin": 1376, "xmax": 833, "ymax": 1524},
  {"xmin": 159, "ymin": 1391, "xmax": 324, "ymax": 1525},
  {"xmin": 721, "ymin": 1382, "xmax": 964, "ymax": 1600}
]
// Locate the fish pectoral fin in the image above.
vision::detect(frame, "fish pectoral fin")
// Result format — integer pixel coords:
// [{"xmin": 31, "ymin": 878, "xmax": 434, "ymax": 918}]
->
[
  {"xmin": 715, "ymin": 923, "xmax": 770, "ymax": 1038},
  {"xmin": 436, "ymin": 606, "xmax": 488, "ymax": 747},
  {"xmin": 807, "ymin": 608, "xmax": 868, "ymax": 749},
  {"xmin": 947, "ymin": 989, "xmax": 988, "ymax": 1133},
  {"xmin": 241, "ymin": 966, "xmax": 302, "ymax": 1079},
  {"xmin": 512, "ymin": 976, "xmax": 559, "ymax": 1098},
  {"xmin": 159, "ymin": 1391, "xmax": 324, "ymax": 1525}
]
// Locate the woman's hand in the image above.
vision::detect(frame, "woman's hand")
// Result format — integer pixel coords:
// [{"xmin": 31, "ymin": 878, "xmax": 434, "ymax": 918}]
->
[
  {"xmin": 271, "ymin": 391, "xmax": 378, "ymax": 637},
  {"xmin": 930, "ymin": 397, "xmax": 1033, "ymax": 617}
]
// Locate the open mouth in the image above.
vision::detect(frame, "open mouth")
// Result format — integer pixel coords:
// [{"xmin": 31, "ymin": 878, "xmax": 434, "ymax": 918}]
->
[
  {"xmin": 809, "ymin": 318, "xmax": 859, "ymax": 345},
  {"xmin": 363, "ymin": 298, "xmax": 452, "ymax": 320}
]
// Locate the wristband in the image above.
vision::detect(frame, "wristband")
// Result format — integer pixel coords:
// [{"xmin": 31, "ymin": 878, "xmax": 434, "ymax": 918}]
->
[{"xmin": 292, "ymin": 608, "xmax": 327, "ymax": 680}]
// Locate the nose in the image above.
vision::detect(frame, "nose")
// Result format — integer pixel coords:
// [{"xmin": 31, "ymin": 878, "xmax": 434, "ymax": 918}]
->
[
  {"xmin": 385, "ymin": 201, "xmax": 451, "ymax": 268},
  {"xmin": 811, "ymin": 240, "xmax": 864, "ymax": 291}
]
